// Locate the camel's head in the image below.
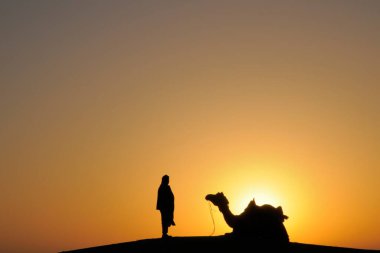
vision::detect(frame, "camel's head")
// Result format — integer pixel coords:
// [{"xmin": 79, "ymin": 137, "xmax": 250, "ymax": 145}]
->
[{"xmin": 205, "ymin": 192, "xmax": 229, "ymax": 208}]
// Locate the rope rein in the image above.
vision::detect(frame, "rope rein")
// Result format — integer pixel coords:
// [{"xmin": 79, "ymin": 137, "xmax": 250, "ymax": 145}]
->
[{"xmin": 208, "ymin": 202, "xmax": 215, "ymax": 236}]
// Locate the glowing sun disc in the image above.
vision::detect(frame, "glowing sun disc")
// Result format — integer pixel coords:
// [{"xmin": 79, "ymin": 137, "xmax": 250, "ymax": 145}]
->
[{"xmin": 235, "ymin": 191, "xmax": 279, "ymax": 213}]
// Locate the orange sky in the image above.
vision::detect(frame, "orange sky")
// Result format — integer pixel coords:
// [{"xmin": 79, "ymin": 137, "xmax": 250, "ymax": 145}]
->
[{"xmin": 1, "ymin": 1, "xmax": 379, "ymax": 253}]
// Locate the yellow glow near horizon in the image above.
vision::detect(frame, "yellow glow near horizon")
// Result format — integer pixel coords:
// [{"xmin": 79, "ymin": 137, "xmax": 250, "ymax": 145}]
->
[{"xmin": 237, "ymin": 191, "xmax": 280, "ymax": 212}]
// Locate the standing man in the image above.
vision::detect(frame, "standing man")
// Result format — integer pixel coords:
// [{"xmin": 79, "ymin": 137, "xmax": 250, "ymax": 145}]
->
[{"xmin": 156, "ymin": 175, "xmax": 175, "ymax": 238}]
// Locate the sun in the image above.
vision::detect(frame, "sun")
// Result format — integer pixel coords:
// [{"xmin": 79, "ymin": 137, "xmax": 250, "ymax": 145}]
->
[{"xmin": 233, "ymin": 190, "xmax": 280, "ymax": 213}]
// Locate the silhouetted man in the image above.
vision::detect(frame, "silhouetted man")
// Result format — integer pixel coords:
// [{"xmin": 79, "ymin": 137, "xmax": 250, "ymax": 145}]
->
[{"xmin": 156, "ymin": 175, "xmax": 175, "ymax": 238}]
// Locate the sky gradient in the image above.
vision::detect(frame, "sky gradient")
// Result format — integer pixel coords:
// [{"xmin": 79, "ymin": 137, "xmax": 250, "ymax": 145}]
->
[{"xmin": 1, "ymin": 1, "xmax": 379, "ymax": 253}]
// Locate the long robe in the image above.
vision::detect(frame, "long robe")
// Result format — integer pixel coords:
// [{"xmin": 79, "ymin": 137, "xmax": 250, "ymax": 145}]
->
[{"xmin": 156, "ymin": 183, "xmax": 175, "ymax": 228}]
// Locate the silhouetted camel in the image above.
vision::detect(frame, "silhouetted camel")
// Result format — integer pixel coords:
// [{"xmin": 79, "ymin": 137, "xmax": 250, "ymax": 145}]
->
[{"xmin": 205, "ymin": 192, "xmax": 289, "ymax": 243}]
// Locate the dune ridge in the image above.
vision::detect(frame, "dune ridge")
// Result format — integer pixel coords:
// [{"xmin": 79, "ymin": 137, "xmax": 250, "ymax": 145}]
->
[{"xmin": 61, "ymin": 236, "xmax": 379, "ymax": 253}]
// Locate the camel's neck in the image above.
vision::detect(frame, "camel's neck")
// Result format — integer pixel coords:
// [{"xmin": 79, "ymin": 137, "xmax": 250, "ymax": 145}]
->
[{"xmin": 218, "ymin": 204, "xmax": 237, "ymax": 228}]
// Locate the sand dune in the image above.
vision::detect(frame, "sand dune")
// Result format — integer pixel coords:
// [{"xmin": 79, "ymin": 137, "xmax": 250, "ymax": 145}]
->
[{"xmin": 61, "ymin": 236, "xmax": 379, "ymax": 253}]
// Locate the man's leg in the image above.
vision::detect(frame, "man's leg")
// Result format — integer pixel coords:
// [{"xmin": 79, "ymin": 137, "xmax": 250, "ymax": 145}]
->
[
  {"xmin": 162, "ymin": 223, "xmax": 168, "ymax": 237},
  {"xmin": 160, "ymin": 211, "xmax": 169, "ymax": 238}
]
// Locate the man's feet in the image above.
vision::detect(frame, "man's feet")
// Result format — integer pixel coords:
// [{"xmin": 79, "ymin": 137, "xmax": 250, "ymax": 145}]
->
[{"xmin": 162, "ymin": 234, "xmax": 172, "ymax": 239}]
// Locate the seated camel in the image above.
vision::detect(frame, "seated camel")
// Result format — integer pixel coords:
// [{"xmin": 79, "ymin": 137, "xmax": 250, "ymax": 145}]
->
[{"xmin": 206, "ymin": 192, "xmax": 289, "ymax": 243}]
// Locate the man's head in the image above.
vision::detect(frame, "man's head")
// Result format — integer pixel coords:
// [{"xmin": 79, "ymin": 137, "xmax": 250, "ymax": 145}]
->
[{"xmin": 162, "ymin": 175, "xmax": 169, "ymax": 185}]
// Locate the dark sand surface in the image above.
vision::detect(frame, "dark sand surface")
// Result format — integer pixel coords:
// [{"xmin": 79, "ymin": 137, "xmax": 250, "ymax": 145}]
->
[{"xmin": 61, "ymin": 236, "xmax": 379, "ymax": 253}]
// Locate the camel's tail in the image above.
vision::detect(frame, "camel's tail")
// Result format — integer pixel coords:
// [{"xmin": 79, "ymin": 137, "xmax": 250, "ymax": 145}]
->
[{"xmin": 276, "ymin": 206, "xmax": 289, "ymax": 221}]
